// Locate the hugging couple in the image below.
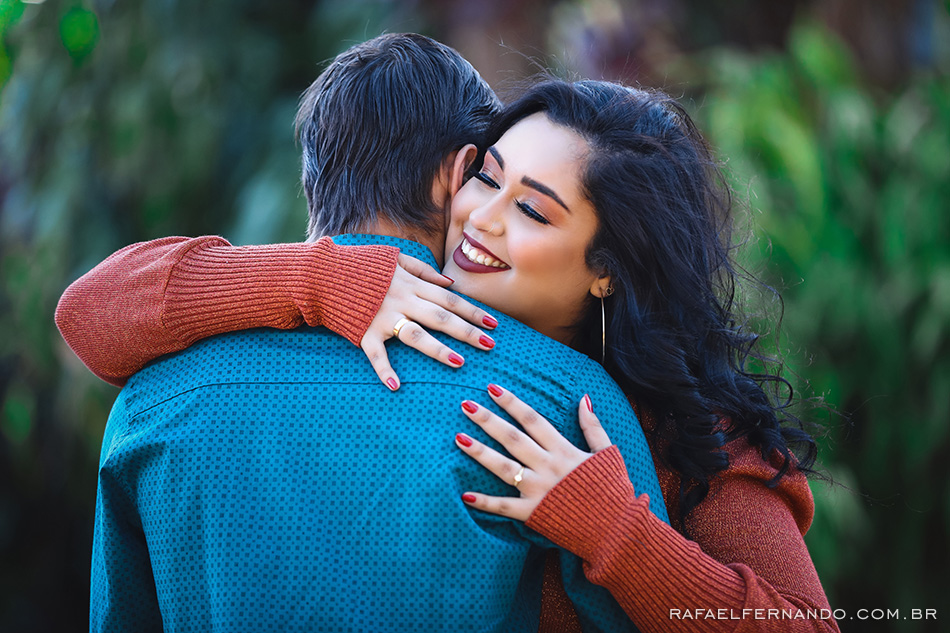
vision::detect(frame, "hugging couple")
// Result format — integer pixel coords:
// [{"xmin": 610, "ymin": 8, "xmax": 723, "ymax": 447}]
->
[{"xmin": 58, "ymin": 33, "xmax": 836, "ymax": 633}]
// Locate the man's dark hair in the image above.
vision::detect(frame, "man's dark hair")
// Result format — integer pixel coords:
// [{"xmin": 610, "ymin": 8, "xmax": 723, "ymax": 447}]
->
[{"xmin": 295, "ymin": 33, "xmax": 500, "ymax": 240}]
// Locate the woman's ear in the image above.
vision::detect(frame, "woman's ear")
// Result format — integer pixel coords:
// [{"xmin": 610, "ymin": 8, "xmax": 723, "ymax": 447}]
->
[
  {"xmin": 449, "ymin": 144, "xmax": 479, "ymax": 195},
  {"xmin": 589, "ymin": 275, "xmax": 614, "ymax": 299}
]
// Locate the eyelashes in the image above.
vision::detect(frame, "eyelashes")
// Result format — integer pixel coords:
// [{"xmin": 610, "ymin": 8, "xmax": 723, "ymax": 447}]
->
[
  {"xmin": 474, "ymin": 171, "xmax": 550, "ymax": 225},
  {"xmin": 516, "ymin": 201, "xmax": 549, "ymax": 225},
  {"xmin": 474, "ymin": 171, "xmax": 499, "ymax": 189}
]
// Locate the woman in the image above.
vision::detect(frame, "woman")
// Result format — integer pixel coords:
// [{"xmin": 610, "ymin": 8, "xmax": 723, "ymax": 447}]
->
[
  {"xmin": 445, "ymin": 81, "xmax": 836, "ymax": 632},
  {"xmin": 57, "ymin": 79, "xmax": 837, "ymax": 632}
]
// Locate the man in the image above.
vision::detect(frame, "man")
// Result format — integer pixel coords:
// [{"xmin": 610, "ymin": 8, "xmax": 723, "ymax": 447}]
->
[{"xmin": 77, "ymin": 34, "xmax": 667, "ymax": 631}]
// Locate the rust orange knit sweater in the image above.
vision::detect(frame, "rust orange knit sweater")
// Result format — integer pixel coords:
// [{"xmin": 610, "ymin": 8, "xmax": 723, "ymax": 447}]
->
[
  {"xmin": 55, "ymin": 236, "xmax": 837, "ymax": 632},
  {"xmin": 532, "ymin": 439, "xmax": 839, "ymax": 633},
  {"xmin": 55, "ymin": 236, "xmax": 399, "ymax": 386}
]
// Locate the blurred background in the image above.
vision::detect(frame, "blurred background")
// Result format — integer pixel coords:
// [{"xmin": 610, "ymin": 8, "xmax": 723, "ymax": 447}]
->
[{"xmin": 1, "ymin": 0, "xmax": 948, "ymax": 631}]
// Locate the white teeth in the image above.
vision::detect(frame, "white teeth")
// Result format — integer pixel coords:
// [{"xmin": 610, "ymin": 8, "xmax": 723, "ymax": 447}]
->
[{"xmin": 461, "ymin": 238, "xmax": 508, "ymax": 269}]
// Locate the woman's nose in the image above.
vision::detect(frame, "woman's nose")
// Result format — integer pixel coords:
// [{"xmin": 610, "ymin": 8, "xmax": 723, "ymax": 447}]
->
[{"xmin": 469, "ymin": 206, "xmax": 504, "ymax": 236}]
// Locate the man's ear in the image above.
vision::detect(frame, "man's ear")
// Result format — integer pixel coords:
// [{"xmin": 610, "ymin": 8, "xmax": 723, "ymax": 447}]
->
[{"xmin": 449, "ymin": 144, "xmax": 479, "ymax": 195}]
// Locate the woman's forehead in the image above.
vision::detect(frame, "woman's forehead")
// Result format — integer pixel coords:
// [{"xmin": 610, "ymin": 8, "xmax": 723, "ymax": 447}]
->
[{"xmin": 493, "ymin": 114, "xmax": 589, "ymax": 179}]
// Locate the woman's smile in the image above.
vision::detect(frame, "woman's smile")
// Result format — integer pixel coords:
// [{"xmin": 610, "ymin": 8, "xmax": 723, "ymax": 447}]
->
[{"xmin": 452, "ymin": 233, "xmax": 511, "ymax": 272}]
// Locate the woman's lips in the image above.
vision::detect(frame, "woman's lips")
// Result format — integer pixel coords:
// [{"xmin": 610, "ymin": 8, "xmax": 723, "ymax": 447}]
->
[{"xmin": 452, "ymin": 233, "xmax": 510, "ymax": 273}]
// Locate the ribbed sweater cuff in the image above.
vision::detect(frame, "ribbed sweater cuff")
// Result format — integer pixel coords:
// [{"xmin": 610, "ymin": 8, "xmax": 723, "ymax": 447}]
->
[
  {"xmin": 527, "ymin": 446, "xmax": 647, "ymax": 561},
  {"xmin": 164, "ymin": 238, "xmax": 399, "ymax": 347},
  {"xmin": 310, "ymin": 238, "xmax": 399, "ymax": 344},
  {"xmin": 527, "ymin": 446, "xmax": 749, "ymax": 630}
]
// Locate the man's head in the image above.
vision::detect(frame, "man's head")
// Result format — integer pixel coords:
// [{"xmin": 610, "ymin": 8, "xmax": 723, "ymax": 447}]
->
[{"xmin": 296, "ymin": 33, "xmax": 500, "ymax": 243}]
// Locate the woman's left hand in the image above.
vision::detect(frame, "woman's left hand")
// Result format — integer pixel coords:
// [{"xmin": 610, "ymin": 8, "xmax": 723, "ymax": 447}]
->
[{"xmin": 455, "ymin": 384, "xmax": 613, "ymax": 521}]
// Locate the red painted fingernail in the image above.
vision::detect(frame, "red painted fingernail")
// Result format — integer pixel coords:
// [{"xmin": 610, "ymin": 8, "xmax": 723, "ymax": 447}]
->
[
  {"xmin": 448, "ymin": 352, "xmax": 464, "ymax": 366},
  {"xmin": 386, "ymin": 378, "xmax": 399, "ymax": 391},
  {"xmin": 455, "ymin": 433, "xmax": 473, "ymax": 447},
  {"xmin": 487, "ymin": 383, "xmax": 503, "ymax": 398},
  {"xmin": 583, "ymin": 394, "xmax": 593, "ymax": 413},
  {"xmin": 461, "ymin": 400, "xmax": 478, "ymax": 414},
  {"xmin": 482, "ymin": 315, "xmax": 498, "ymax": 328},
  {"xmin": 462, "ymin": 493, "xmax": 477, "ymax": 503},
  {"xmin": 441, "ymin": 274, "xmax": 455, "ymax": 284},
  {"xmin": 479, "ymin": 335, "xmax": 495, "ymax": 349}
]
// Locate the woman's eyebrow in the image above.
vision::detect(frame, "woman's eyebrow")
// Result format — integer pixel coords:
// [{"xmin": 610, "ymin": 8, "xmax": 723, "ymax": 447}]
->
[
  {"xmin": 521, "ymin": 176, "xmax": 570, "ymax": 212},
  {"xmin": 489, "ymin": 146, "xmax": 570, "ymax": 213},
  {"xmin": 488, "ymin": 147, "xmax": 504, "ymax": 169}
]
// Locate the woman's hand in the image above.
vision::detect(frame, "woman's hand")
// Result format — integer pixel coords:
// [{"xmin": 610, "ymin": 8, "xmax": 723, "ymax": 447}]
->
[
  {"xmin": 455, "ymin": 385, "xmax": 612, "ymax": 521},
  {"xmin": 360, "ymin": 253, "xmax": 499, "ymax": 391}
]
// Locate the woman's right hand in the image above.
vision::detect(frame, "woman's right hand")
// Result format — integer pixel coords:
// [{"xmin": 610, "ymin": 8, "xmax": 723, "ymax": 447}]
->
[{"xmin": 360, "ymin": 253, "xmax": 498, "ymax": 390}]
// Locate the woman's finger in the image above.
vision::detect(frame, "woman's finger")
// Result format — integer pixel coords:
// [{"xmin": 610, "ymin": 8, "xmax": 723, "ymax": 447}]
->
[
  {"xmin": 388, "ymin": 264, "xmax": 497, "ymax": 349},
  {"xmin": 578, "ymin": 394, "xmax": 612, "ymax": 452},
  {"xmin": 414, "ymin": 281, "xmax": 498, "ymax": 332},
  {"xmin": 459, "ymin": 400, "xmax": 547, "ymax": 468},
  {"xmin": 396, "ymin": 320, "xmax": 466, "ymax": 369},
  {"xmin": 484, "ymin": 384, "xmax": 565, "ymax": 453},
  {"xmin": 410, "ymin": 296, "xmax": 495, "ymax": 351},
  {"xmin": 396, "ymin": 253, "xmax": 453, "ymax": 288},
  {"xmin": 360, "ymin": 336, "xmax": 400, "ymax": 391},
  {"xmin": 460, "ymin": 491, "xmax": 532, "ymax": 522},
  {"xmin": 455, "ymin": 420, "xmax": 536, "ymax": 489}
]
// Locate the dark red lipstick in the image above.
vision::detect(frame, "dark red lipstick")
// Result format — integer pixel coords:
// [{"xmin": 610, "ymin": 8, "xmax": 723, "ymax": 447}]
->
[{"xmin": 452, "ymin": 232, "xmax": 510, "ymax": 274}]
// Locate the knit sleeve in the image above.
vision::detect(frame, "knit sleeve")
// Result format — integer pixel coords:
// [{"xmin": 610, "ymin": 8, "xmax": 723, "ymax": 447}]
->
[
  {"xmin": 55, "ymin": 236, "xmax": 399, "ymax": 387},
  {"xmin": 526, "ymin": 442, "xmax": 839, "ymax": 633}
]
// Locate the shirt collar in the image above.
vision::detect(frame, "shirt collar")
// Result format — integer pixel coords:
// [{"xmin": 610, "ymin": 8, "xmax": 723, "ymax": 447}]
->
[{"xmin": 332, "ymin": 234, "xmax": 440, "ymax": 269}]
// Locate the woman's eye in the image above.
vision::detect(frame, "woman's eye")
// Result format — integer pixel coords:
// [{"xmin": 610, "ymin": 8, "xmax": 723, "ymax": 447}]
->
[
  {"xmin": 474, "ymin": 171, "xmax": 500, "ymax": 189},
  {"xmin": 517, "ymin": 201, "xmax": 550, "ymax": 225}
]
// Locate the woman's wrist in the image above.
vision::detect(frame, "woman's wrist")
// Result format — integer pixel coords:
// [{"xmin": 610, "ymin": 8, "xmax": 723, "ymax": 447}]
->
[
  {"xmin": 526, "ymin": 446, "xmax": 652, "ymax": 561},
  {"xmin": 301, "ymin": 238, "xmax": 400, "ymax": 344}
]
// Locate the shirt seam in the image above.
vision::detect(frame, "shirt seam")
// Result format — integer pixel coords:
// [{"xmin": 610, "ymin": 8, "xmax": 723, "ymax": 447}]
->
[{"xmin": 124, "ymin": 379, "xmax": 563, "ymax": 420}]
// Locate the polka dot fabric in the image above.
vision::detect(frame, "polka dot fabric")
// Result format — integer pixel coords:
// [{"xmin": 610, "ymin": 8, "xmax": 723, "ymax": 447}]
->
[{"xmin": 91, "ymin": 236, "xmax": 667, "ymax": 633}]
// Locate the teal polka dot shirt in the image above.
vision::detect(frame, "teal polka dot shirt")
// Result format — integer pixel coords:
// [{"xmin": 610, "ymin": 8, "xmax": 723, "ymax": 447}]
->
[{"xmin": 91, "ymin": 235, "xmax": 668, "ymax": 632}]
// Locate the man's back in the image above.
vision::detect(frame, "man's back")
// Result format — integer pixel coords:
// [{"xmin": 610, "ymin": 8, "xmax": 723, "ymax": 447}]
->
[{"xmin": 91, "ymin": 237, "xmax": 667, "ymax": 633}]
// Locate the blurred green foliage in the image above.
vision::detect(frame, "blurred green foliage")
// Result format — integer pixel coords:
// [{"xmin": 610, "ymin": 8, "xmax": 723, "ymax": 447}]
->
[
  {"xmin": 0, "ymin": 0, "xmax": 410, "ymax": 628},
  {"xmin": 687, "ymin": 20, "xmax": 950, "ymax": 630},
  {"xmin": 1, "ymin": 1, "xmax": 947, "ymax": 631}
]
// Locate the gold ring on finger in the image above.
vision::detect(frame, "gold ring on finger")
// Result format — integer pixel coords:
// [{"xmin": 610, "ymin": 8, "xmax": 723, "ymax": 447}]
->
[
  {"xmin": 512, "ymin": 464, "xmax": 526, "ymax": 488},
  {"xmin": 392, "ymin": 317, "xmax": 412, "ymax": 338}
]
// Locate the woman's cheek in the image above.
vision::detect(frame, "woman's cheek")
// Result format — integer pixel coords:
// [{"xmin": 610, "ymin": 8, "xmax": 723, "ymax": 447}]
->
[
  {"xmin": 506, "ymin": 233, "xmax": 545, "ymax": 271},
  {"xmin": 450, "ymin": 188, "xmax": 477, "ymax": 225}
]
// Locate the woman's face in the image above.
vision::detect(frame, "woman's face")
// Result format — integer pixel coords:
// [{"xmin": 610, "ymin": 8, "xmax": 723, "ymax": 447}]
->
[{"xmin": 442, "ymin": 113, "xmax": 605, "ymax": 344}]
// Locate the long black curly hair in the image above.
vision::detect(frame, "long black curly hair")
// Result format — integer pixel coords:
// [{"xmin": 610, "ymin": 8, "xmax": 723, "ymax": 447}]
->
[{"xmin": 490, "ymin": 79, "xmax": 817, "ymax": 521}]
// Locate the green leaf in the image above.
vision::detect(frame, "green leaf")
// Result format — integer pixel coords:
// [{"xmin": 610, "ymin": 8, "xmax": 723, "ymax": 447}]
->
[{"xmin": 59, "ymin": 5, "xmax": 99, "ymax": 61}]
